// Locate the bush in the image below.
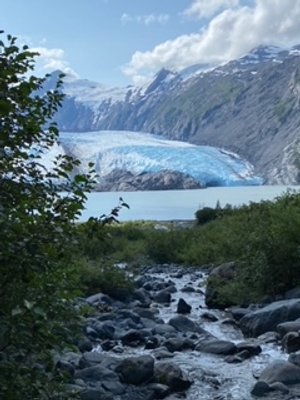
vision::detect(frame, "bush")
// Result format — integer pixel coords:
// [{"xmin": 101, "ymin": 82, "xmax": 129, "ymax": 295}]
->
[{"xmin": 0, "ymin": 32, "xmax": 94, "ymax": 399}]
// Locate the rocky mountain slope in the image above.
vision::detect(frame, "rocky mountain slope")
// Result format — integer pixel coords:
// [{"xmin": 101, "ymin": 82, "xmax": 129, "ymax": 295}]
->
[{"xmin": 53, "ymin": 45, "xmax": 300, "ymax": 184}]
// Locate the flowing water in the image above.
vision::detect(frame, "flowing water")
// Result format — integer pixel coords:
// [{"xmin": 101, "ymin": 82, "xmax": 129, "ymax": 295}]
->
[{"xmin": 95, "ymin": 268, "xmax": 293, "ymax": 399}]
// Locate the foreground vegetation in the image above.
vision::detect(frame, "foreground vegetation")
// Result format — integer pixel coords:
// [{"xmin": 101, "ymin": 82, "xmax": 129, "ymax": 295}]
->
[{"xmin": 76, "ymin": 190, "xmax": 300, "ymax": 305}]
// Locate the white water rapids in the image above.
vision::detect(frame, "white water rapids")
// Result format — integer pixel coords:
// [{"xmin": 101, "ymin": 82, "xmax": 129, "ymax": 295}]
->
[{"xmin": 95, "ymin": 269, "xmax": 293, "ymax": 399}]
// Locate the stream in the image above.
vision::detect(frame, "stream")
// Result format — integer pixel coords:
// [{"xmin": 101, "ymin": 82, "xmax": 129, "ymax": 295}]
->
[{"xmin": 91, "ymin": 266, "xmax": 292, "ymax": 400}]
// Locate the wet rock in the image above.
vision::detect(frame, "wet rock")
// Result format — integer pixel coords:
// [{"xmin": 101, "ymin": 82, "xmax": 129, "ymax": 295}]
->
[
  {"xmin": 79, "ymin": 351, "xmax": 106, "ymax": 369},
  {"xmin": 289, "ymin": 351, "xmax": 300, "ymax": 367},
  {"xmin": 121, "ymin": 329, "xmax": 147, "ymax": 347},
  {"xmin": 277, "ymin": 318, "xmax": 300, "ymax": 337},
  {"xmin": 80, "ymin": 388, "xmax": 114, "ymax": 400},
  {"xmin": 251, "ymin": 381, "xmax": 271, "ymax": 396},
  {"xmin": 195, "ymin": 336, "xmax": 237, "ymax": 355},
  {"xmin": 257, "ymin": 331, "xmax": 280, "ymax": 344},
  {"xmin": 228, "ymin": 306, "xmax": 249, "ymax": 321},
  {"xmin": 269, "ymin": 381, "xmax": 290, "ymax": 394},
  {"xmin": 145, "ymin": 336, "xmax": 161, "ymax": 349},
  {"xmin": 132, "ymin": 288, "xmax": 152, "ymax": 306},
  {"xmin": 258, "ymin": 360, "xmax": 300, "ymax": 385},
  {"xmin": 239, "ymin": 299, "xmax": 300, "ymax": 337},
  {"xmin": 153, "ymin": 289, "xmax": 172, "ymax": 304},
  {"xmin": 74, "ymin": 364, "xmax": 119, "ymax": 383},
  {"xmin": 176, "ymin": 298, "xmax": 192, "ymax": 314},
  {"xmin": 148, "ymin": 383, "xmax": 170, "ymax": 398},
  {"xmin": 181, "ymin": 285, "xmax": 195, "ymax": 293},
  {"xmin": 77, "ymin": 338, "xmax": 93, "ymax": 353},
  {"xmin": 225, "ymin": 350, "xmax": 250, "ymax": 363},
  {"xmin": 91, "ymin": 321, "xmax": 115, "ymax": 340},
  {"xmin": 201, "ymin": 311, "xmax": 218, "ymax": 322},
  {"xmin": 236, "ymin": 340, "xmax": 262, "ymax": 356},
  {"xmin": 117, "ymin": 309, "xmax": 141, "ymax": 324},
  {"xmin": 116, "ymin": 355, "xmax": 154, "ymax": 385},
  {"xmin": 153, "ymin": 323, "xmax": 177, "ymax": 337},
  {"xmin": 168, "ymin": 315, "xmax": 205, "ymax": 334},
  {"xmin": 152, "ymin": 347, "xmax": 175, "ymax": 360},
  {"xmin": 164, "ymin": 338, "xmax": 195, "ymax": 353},
  {"xmin": 282, "ymin": 331, "xmax": 300, "ymax": 353},
  {"xmin": 154, "ymin": 362, "xmax": 193, "ymax": 392},
  {"xmin": 85, "ymin": 292, "xmax": 112, "ymax": 307},
  {"xmin": 133, "ymin": 307, "xmax": 159, "ymax": 320}
]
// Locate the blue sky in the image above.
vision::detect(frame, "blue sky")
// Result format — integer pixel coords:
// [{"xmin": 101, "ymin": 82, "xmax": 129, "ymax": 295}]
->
[{"xmin": 2, "ymin": 0, "xmax": 300, "ymax": 86}]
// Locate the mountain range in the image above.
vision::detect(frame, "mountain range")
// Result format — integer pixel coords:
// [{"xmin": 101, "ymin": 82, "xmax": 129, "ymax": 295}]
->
[{"xmin": 49, "ymin": 44, "xmax": 300, "ymax": 187}]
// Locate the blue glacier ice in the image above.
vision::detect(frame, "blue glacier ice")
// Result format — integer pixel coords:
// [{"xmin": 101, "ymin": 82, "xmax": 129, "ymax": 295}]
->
[{"xmin": 55, "ymin": 130, "xmax": 263, "ymax": 187}]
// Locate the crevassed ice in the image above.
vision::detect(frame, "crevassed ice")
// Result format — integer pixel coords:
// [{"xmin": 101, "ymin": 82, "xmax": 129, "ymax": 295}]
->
[{"xmin": 48, "ymin": 131, "xmax": 263, "ymax": 187}]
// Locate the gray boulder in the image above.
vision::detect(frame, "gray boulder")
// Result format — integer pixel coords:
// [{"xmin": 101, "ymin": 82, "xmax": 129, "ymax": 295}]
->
[
  {"xmin": 281, "ymin": 331, "xmax": 300, "ymax": 353},
  {"xmin": 116, "ymin": 355, "xmax": 154, "ymax": 385},
  {"xmin": 239, "ymin": 299, "xmax": 300, "ymax": 337},
  {"xmin": 74, "ymin": 364, "xmax": 119, "ymax": 383},
  {"xmin": 195, "ymin": 337, "xmax": 237, "ymax": 355},
  {"xmin": 168, "ymin": 315, "xmax": 205, "ymax": 334},
  {"xmin": 153, "ymin": 289, "xmax": 172, "ymax": 304},
  {"xmin": 277, "ymin": 318, "xmax": 300, "ymax": 337},
  {"xmin": 154, "ymin": 362, "xmax": 192, "ymax": 391},
  {"xmin": 176, "ymin": 298, "xmax": 192, "ymax": 314},
  {"xmin": 258, "ymin": 360, "xmax": 300, "ymax": 385}
]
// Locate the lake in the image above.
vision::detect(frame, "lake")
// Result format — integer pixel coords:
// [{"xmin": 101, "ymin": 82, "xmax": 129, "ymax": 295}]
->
[{"xmin": 79, "ymin": 185, "xmax": 300, "ymax": 221}]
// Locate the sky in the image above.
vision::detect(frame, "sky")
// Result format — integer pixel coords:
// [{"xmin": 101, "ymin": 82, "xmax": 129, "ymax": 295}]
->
[{"xmin": 2, "ymin": 0, "xmax": 300, "ymax": 87}]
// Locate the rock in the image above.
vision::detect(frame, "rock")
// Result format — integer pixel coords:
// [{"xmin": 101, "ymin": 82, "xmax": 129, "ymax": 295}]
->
[
  {"xmin": 282, "ymin": 331, "xmax": 300, "ymax": 353},
  {"xmin": 201, "ymin": 312, "xmax": 218, "ymax": 322},
  {"xmin": 80, "ymin": 388, "xmax": 114, "ymax": 400},
  {"xmin": 154, "ymin": 362, "xmax": 193, "ymax": 392},
  {"xmin": 152, "ymin": 347, "xmax": 175, "ymax": 360},
  {"xmin": 116, "ymin": 355, "xmax": 154, "ymax": 385},
  {"xmin": 277, "ymin": 318, "xmax": 300, "ymax": 337},
  {"xmin": 91, "ymin": 321, "xmax": 115, "ymax": 340},
  {"xmin": 120, "ymin": 329, "xmax": 146, "ymax": 347},
  {"xmin": 176, "ymin": 298, "xmax": 192, "ymax": 314},
  {"xmin": 289, "ymin": 351, "xmax": 300, "ymax": 367},
  {"xmin": 258, "ymin": 360, "xmax": 300, "ymax": 385},
  {"xmin": 79, "ymin": 352, "xmax": 107, "ymax": 369},
  {"xmin": 269, "ymin": 381, "xmax": 290, "ymax": 394},
  {"xmin": 236, "ymin": 340, "xmax": 262, "ymax": 356},
  {"xmin": 147, "ymin": 383, "xmax": 170, "ymax": 399},
  {"xmin": 195, "ymin": 337, "xmax": 237, "ymax": 355},
  {"xmin": 181, "ymin": 285, "xmax": 195, "ymax": 293},
  {"xmin": 132, "ymin": 288, "xmax": 151, "ymax": 306},
  {"xmin": 77, "ymin": 338, "xmax": 93, "ymax": 353},
  {"xmin": 145, "ymin": 336, "xmax": 161, "ymax": 350},
  {"xmin": 251, "ymin": 381, "xmax": 271, "ymax": 397},
  {"xmin": 85, "ymin": 293, "xmax": 112, "ymax": 306},
  {"xmin": 257, "ymin": 331, "xmax": 280, "ymax": 344},
  {"xmin": 228, "ymin": 307, "xmax": 249, "ymax": 321},
  {"xmin": 168, "ymin": 315, "xmax": 205, "ymax": 334},
  {"xmin": 133, "ymin": 307, "xmax": 159, "ymax": 320},
  {"xmin": 225, "ymin": 350, "xmax": 250, "ymax": 363},
  {"xmin": 154, "ymin": 322, "xmax": 176, "ymax": 335},
  {"xmin": 205, "ymin": 262, "xmax": 237, "ymax": 309},
  {"xmin": 239, "ymin": 299, "xmax": 300, "ymax": 337},
  {"xmin": 74, "ymin": 364, "xmax": 119, "ymax": 383},
  {"xmin": 164, "ymin": 338, "xmax": 195, "ymax": 353},
  {"xmin": 153, "ymin": 289, "xmax": 172, "ymax": 304}
]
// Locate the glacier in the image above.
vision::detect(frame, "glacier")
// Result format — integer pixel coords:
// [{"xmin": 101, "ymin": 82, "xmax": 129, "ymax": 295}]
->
[{"xmin": 49, "ymin": 131, "xmax": 263, "ymax": 188}]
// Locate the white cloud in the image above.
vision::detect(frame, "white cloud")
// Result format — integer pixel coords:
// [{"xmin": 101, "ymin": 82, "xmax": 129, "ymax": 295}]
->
[
  {"xmin": 184, "ymin": 0, "xmax": 240, "ymax": 19},
  {"xmin": 123, "ymin": 0, "xmax": 300, "ymax": 84},
  {"xmin": 121, "ymin": 13, "xmax": 169, "ymax": 26},
  {"xmin": 32, "ymin": 46, "xmax": 78, "ymax": 78}
]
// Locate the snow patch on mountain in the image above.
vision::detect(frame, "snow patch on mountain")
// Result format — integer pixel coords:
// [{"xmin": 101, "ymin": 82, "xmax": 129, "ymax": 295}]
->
[{"xmin": 48, "ymin": 131, "xmax": 263, "ymax": 188}]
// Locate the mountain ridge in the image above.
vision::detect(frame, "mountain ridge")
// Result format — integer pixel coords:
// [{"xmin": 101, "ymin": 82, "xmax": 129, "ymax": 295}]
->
[{"xmin": 52, "ymin": 44, "xmax": 300, "ymax": 185}]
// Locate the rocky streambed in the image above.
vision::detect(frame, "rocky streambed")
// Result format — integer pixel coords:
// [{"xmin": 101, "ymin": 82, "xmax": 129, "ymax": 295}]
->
[{"xmin": 58, "ymin": 265, "xmax": 300, "ymax": 400}]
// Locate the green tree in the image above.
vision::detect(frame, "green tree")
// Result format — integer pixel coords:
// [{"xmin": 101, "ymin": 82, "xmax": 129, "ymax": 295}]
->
[{"xmin": 0, "ymin": 32, "xmax": 95, "ymax": 399}]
